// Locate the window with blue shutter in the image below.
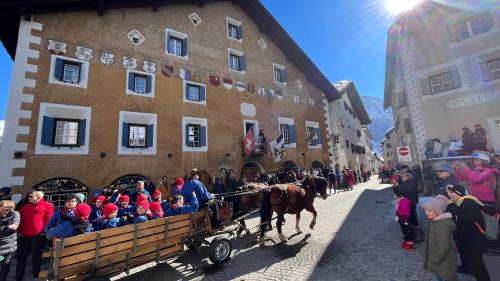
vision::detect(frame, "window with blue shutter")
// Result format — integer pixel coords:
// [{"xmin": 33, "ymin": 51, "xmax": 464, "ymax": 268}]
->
[
  {"xmin": 184, "ymin": 82, "xmax": 206, "ymax": 103},
  {"xmin": 55, "ymin": 58, "xmax": 64, "ymax": 81},
  {"xmin": 314, "ymin": 127, "xmax": 321, "ymax": 145},
  {"xmin": 181, "ymin": 37, "xmax": 188, "ymax": 57},
  {"xmin": 146, "ymin": 124, "xmax": 154, "ymax": 148},
  {"xmin": 200, "ymin": 126, "xmax": 207, "ymax": 147},
  {"xmin": 185, "ymin": 124, "xmax": 190, "ymax": 146},
  {"xmin": 41, "ymin": 116, "xmax": 55, "ymax": 145},
  {"xmin": 282, "ymin": 68, "xmax": 287, "ymax": 83},
  {"xmin": 289, "ymin": 125, "xmax": 296, "ymax": 144},
  {"xmin": 239, "ymin": 55, "xmax": 246, "ymax": 71},
  {"xmin": 145, "ymin": 76, "xmax": 152, "ymax": 93},
  {"xmin": 122, "ymin": 122, "xmax": 130, "ymax": 147},
  {"xmin": 127, "ymin": 72, "xmax": 135, "ymax": 91},
  {"xmin": 237, "ymin": 25, "xmax": 243, "ymax": 39},
  {"xmin": 200, "ymin": 85, "xmax": 206, "ymax": 102},
  {"xmin": 78, "ymin": 119, "xmax": 86, "ymax": 146}
]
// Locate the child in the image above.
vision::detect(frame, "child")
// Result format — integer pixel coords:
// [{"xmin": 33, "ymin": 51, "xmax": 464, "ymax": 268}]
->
[
  {"xmin": 150, "ymin": 202, "xmax": 164, "ymax": 219},
  {"xmin": 96, "ymin": 203, "xmax": 120, "ymax": 230},
  {"xmin": 170, "ymin": 178, "xmax": 184, "ymax": 198},
  {"xmin": 166, "ymin": 193, "xmax": 198, "ymax": 217},
  {"xmin": 45, "ymin": 195, "xmax": 77, "ymax": 237},
  {"xmin": 73, "ymin": 203, "xmax": 92, "ymax": 234},
  {"xmin": 133, "ymin": 200, "xmax": 150, "ymax": 224},
  {"xmin": 422, "ymin": 195, "xmax": 457, "ymax": 281},
  {"xmin": 117, "ymin": 195, "xmax": 135, "ymax": 225},
  {"xmin": 394, "ymin": 188, "xmax": 414, "ymax": 250},
  {"xmin": 89, "ymin": 195, "xmax": 106, "ymax": 230},
  {"xmin": 151, "ymin": 190, "xmax": 169, "ymax": 212}
]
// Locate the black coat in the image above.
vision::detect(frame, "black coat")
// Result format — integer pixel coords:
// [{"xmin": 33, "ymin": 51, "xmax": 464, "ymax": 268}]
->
[
  {"xmin": 399, "ymin": 179, "xmax": 419, "ymax": 206},
  {"xmin": 0, "ymin": 210, "xmax": 20, "ymax": 255},
  {"xmin": 451, "ymin": 198, "xmax": 487, "ymax": 252},
  {"xmin": 435, "ymin": 175, "xmax": 459, "ymax": 198}
]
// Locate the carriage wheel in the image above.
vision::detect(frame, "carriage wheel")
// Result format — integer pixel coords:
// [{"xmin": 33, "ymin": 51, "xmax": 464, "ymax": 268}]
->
[{"xmin": 208, "ymin": 237, "xmax": 232, "ymax": 265}]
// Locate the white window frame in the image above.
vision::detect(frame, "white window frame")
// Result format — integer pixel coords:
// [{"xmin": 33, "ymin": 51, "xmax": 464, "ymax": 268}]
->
[
  {"xmin": 126, "ymin": 69, "xmax": 155, "ymax": 98},
  {"xmin": 306, "ymin": 120, "xmax": 321, "ymax": 149},
  {"xmin": 118, "ymin": 111, "xmax": 157, "ymax": 155},
  {"xmin": 278, "ymin": 116, "xmax": 296, "ymax": 148},
  {"xmin": 226, "ymin": 17, "xmax": 243, "ymax": 42},
  {"xmin": 165, "ymin": 28, "xmax": 188, "ymax": 60},
  {"xmin": 48, "ymin": 55, "xmax": 89, "ymax": 89},
  {"xmin": 128, "ymin": 124, "xmax": 147, "ymax": 148},
  {"xmin": 228, "ymin": 48, "xmax": 245, "ymax": 74},
  {"xmin": 243, "ymin": 119, "xmax": 259, "ymax": 137},
  {"xmin": 182, "ymin": 116, "xmax": 208, "ymax": 152},
  {"xmin": 35, "ymin": 103, "xmax": 91, "ymax": 155},
  {"xmin": 54, "ymin": 120, "xmax": 79, "ymax": 146},
  {"xmin": 183, "ymin": 80, "xmax": 207, "ymax": 105},
  {"xmin": 488, "ymin": 58, "xmax": 500, "ymax": 80},
  {"xmin": 273, "ymin": 63, "xmax": 287, "ymax": 85}
]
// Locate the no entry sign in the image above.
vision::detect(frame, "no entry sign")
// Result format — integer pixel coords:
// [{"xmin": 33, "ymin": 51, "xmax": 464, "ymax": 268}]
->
[{"xmin": 397, "ymin": 146, "xmax": 412, "ymax": 162}]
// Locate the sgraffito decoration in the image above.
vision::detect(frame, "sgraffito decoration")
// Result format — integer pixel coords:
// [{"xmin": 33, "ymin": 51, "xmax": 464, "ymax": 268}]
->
[
  {"xmin": 267, "ymin": 89, "xmax": 275, "ymax": 98},
  {"xmin": 75, "ymin": 46, "xmax": 93, "ymax": 61},
  {"xmin": 209, "ymin": 74, "xmax": 221, "ymax": 87},
  {"xmin": 99, "ymin": 51, "xmax": 115, "ymax": 66},
  {"xmin": 127, "ymin": 30, "xmax": 145, "ymax": 46},
  {"xmin": 257, "ymin": 87, "xmax": 266, "ymax": 96},
  {"xmin": 235, "ymin": 81, "xmax": 246, "ymax": 92},
  {"xmin": 47, "ymin": 40, "xmax": 67, "ymax": 55},
  {"xmin": 258, "ymin": 38, "xmax": 268, "ymax": 50},
  {"xmin": 247, "ymin": 83, "xmax": 255, "ymax": 94},
  {"xmin": 293, "ymin": 95, "xmax": 300, "ymax": 103},
  {"xmin": 122, "ymin": 56, "xmax": 138, "ymax": 70},
  {"xmin": 143, "ymin": 61, "xmax": 156, "ymax": 73},
  {"xmin": 223, "ymin": 78, "xmax": 233, "ymax": 90},
  {"xmin": 295, "ymin": 79, "xmax": 304, "ymax": 90},
  {"xmin": 308, "ymin": 98, "xmax": 315, "ymax": 106},
  {"xmin": 161, "ymin": 64, "xmax": 175, "ymax": 77},
  {"xmin": 189, "ymin": 13, "xmax": 202, "ymax": 25},
  {"xmin": 276, "ymin": 90, "xmax": 284, "ymax": 100}
]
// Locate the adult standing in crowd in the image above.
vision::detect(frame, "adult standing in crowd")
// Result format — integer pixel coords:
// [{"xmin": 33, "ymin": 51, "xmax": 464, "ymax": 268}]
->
[
  {"xmin": 157, "ymin": 176, "xmax": 171, "ymax": 201},
  {"xmin": 129, "ymin": 180, "xmax": 152, "ymax": 203},
  {"xmin": 396, "ymin": 172, "xmax": 424, "ymax": 242},
  {"xmin": 0, "ymin": 188, "xmax": 11, "ymax": 201},
  {"xmin": 0, "ymin": 200, "xmax": 20, "ymax": 281},
  {"xmin": 473, "ymin": 124, "xmax": 488, "ymax": 152},
  {"xmin": 15, "ymin": 191, "xmax": 53, "ymax": 281},
  {"xmin": 434, "ymin": 164, "xmax": 459, "ymax": 197},
  {"xmin": 446, "ymin": 184, "xmax": 490, "ymax": 281},
  {"xmin": 461, "ymin": 127, "xmax": 474, "ymax": 156},
  {"xmin": 144, "ymin": 178, "xmax": 156, "ymax": 195}
]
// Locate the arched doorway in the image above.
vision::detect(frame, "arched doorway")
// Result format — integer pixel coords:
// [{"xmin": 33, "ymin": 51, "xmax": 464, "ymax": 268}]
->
[
  {"xmin": 241, "ymin": 161, "xmax": 265, "ymax": 182},
  {"xmin": 33, "ymin": 177, "xmax": 88, "ymax": 209},
  {"xmin": 281, "ymin": 160, "xmax": 298, "ymax": 172},
  {"xmin": 109, "ymin": 174, "xmax": 147, "ymax": 191}
]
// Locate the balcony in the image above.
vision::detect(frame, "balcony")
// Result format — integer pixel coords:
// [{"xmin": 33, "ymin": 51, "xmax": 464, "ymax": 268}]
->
[{"xmin": 242, "ymin": 138, "xmax": 267, "ymax": 157}]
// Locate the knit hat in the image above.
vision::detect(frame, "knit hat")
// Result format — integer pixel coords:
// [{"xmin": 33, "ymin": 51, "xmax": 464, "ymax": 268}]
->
[
  {"xmin": 102, "ymin": 203, "xmax": 118, "ymax": 217},
  {"xmin": 152, "ymin": 190, "xmax": 161, "ymax": 198},
  {"xmin": 0, "ymin": 187, "xmax": 12, "ymax": 196},
  {"xmin": 470, "ymin": 150, "xmax": 491, "ymax": 163},
  {"xmin": 446, "ymin": 184, "xmax": 465, "ymax": 196},
  {"xmin": 175, "ymin": 178, "xmax": 184, "ymax": 186},
  {"xmin": 436, "ymin": 164, "xmax": 453, "ymax": 174},
  {"xmin": 75, "ymin": 193, "xmax": 86, "ymax": 203},
  {"xmin": 96, "ymin": 195, "xmax": 106, "ymax": 204},
  {"xmin": 137, "ymin": 194, "xmax": 148, "ymax": 203},
  {"xmin": 75, "ymin": 204, "xmax": 92, "ymax": 220},
  {"xmin": 136, "ymin": 200, "xmax": 150, "ymax": 211},
  {"xmin": 422, "ymin": 195, "xmax": 448, "ymax": 215},
  {"xmin": 150, "ymin": 201, "xmax": 162, "ymax": 213},
  {"xmin": 119, "ymin": 195, "xmax": 130, "ymax": 203}
]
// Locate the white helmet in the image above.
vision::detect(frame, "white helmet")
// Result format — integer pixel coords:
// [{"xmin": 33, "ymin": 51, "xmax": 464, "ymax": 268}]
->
[{"xmin": 470, "ymin": 151, "xmax": 491, "ymax": 163}]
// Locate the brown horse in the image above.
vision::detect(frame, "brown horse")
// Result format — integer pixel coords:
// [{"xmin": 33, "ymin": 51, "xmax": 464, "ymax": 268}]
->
[{"xmin": 258, "ymin": 175, "xmax": 328, "ymax": 245}]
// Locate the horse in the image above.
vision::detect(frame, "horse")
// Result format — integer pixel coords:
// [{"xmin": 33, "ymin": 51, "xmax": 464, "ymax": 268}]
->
[{"xmin": 258, "ymin": 175, "xmax": 328, "ymax": 246}]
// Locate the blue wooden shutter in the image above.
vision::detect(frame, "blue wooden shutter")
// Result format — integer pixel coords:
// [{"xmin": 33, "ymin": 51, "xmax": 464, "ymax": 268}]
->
[
  {"xmin": 237, "ymin": 25, "xmax": 243, "ymax": 39},
  {"xmin": 128, "ymin": 72, "xmax": 135, "ymax": 91},
  {"xmin": 289, "ymin": 125, "xmax": 296, "ymax": 144},
  {"xmin": 239, "ymin": 55, "xmax": 246, "ymax": 71},
  {"xmin": 166, "ymin": 32, "xmax": 172, "ymax": 53},
  {"xmin": 200, "ymin": 126, "xmax": 207, "ymax": 147},
  {"xmin": 185, "ymin": 124, "xmax": 190, "ymax": 146},
  {"xmin": 200, "ymin": 85, "xmax": 206, "ymax": 101},
  {"xmin": 77, "ymin": 119, "xmax": 86, "ymax": 146},
  {"xmin": 314, "ymin": 127, "xmax": 321, "ymax": 145},
  {"xmin": 55, "ymin": 58, "xmax": 64, "ymax": 81},
  {"xmin": 181, "ymin": 37, "xmax": 188, "ymax": 57},
  {"xmin": 146, "ymin": 75, "xmax": 152, "ymax": 93},
  {"xmin": 184, "ymin": 69, "xmax": 191, "ymax": 81},
  {"xmin": 122, "ymin": 122, "xmax": 129, "ymax": 147},
  {"xmin": 185, "ymin": 83, "xmax": 190, "ymax": 100},
  {"xmin": 451, "ymin": 69, "xmax": 461, "ymax": 89},
  {"xmin": 146, "ymin": 124, "xmax": 154, "ymax": 147},
  {"xmin": 282, "ymin": 68, "xmax": 287, "ymax": 83},
  {"xmin": 41, "ymin": 116, "xmax": 54, "ymax": 145}
]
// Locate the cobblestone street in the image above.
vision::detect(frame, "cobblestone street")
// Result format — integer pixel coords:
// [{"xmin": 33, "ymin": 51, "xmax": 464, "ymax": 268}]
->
[{"xmin": 110, "ymin": 176, "xmax": 499, "ymax": 281}]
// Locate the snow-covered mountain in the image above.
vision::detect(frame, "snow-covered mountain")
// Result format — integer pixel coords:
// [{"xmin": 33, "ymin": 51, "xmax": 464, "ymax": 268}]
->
[{"xmin": 361, "ymin": 96, "xmax": 393, "ymax": 155}]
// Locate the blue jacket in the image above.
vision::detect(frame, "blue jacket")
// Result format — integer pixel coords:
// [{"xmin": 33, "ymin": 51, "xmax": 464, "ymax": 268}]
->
[
  {"xmin": 166, "ymin": 196, "xmax": 199, "ymax": 217},
  {"xmin": 181, "ymin": 179, "xmax": 213, "ymax": 203},
  {"xmin": 45, "ymin": 208, "xmax": 75, "ymax": 233},
  {"xmin": 96, "ymin": 217, "xmax": 121, "ymax": 230},
  {"xmin": 133, "ymin": 215, "xmax": 149, "ymax": 224},
  {"xmin": 118, "ymin": 205, "xmax": 135, "ymax": 217},
  {"xmin": 46, "ymin": 221, "xmax": 76, "ymax": 239},
  {"xmin": 89, "ymin": 205, "xmax": 103, "ymax": 230},
  {"xmin": 129, "ymin": 190, "xmax": 152, "ymax": 204}
]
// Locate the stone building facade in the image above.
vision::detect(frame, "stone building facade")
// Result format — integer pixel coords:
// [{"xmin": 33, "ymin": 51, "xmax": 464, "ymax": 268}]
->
[{"xmin": 0, "ymin": 1, "xmax": 339, "ymax": 201}]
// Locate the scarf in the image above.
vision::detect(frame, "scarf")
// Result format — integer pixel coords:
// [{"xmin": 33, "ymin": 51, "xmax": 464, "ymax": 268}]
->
[{"xmin": 456, "ymin": 195, "xmax": 483, "ymax": 207}]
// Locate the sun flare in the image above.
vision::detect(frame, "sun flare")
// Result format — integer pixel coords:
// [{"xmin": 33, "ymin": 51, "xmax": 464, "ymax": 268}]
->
[{"xmin": 385, "ymin": 0, "xmax": 423, "ymax": 14}]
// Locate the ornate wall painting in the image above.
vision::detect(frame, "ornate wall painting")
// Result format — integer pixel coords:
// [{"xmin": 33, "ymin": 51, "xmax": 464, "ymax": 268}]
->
[
  {"xmin": 75, "ymin": 46, "xmax": 93, "ymax": 61},
  {"xmin": 47, "ymin": 40, "xmax": 67, "ymax": 55},
  {"xmin": 223, "ymin": 78, "xmax": 234, "ymax": 90},
  {"xmin": 99, "ymin": 51, "xmax": 115, "ymax": 66},
  {"xmin": 143, "ymin": 61, "xmax": 156, "ymax": 73},
  {"xmin": 209, "ymin": 74, "xmax": 221, "ymax": 87},
  {"xmin": 235, "ymin": 81, "xmax": 246, "ymax": 92},
  {"xmin": 122, "ymin": 56, "xmax": 138, "ymax": 70},
  {"xmin": 127, "ymin": 30, "xmax": 145, "ymax": 46},
  {"xmin": 161, "ymin": 64, "xmax": 175, "ymax": 77}
]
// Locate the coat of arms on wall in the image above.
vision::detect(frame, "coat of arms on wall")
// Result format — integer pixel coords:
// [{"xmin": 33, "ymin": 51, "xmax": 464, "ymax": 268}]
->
[
  {"xmin": 257, "ymin": 87, "xmax": 266, "ymax": 96},
  {"xmin": 192, "ymin": 70, "xmax": 205, "ymax": 83},
  {"xmin": 143, "ymin": 61, "xmax": 156, "ymax": 73},
  {"xmin": 161, "ymin": 64, "xmax": 175, "ymax": 77},
  {"xmin": 235, "ymin": 81, "xmax": 246, "ymax": 92},
  {"xmin": 276, "ymin": 90, "xmax": 284, "ymax": 100},
  {"xmin": 189, "ymin": 13, "xmax": 202, "ymax": 25},
  {"xmin": 258, "ymin": 38, "xmax": 268, "ymax": 50},
  {"xmin": 75, "ymin": 46, "xmax": 93, "ymax": 61},
  {"xmin": 179, "ymin": 68, "xmax": 191, "ymax": 80},
  {"xmin": 308, "ymin": 98, "xmax": 315, "ymax": 106},
  {"xmin": 223, "ymin": 78, "xmax": 233, "ymax": 90},
  {"xmin": 122, "ymin": 56, "xmax": 138, "ymax": 70},
  {"xmin": 47, "ymin": 40, "xmax": 67, "ymax": 55},
  {"xmin": 209, "ymin": 74, "xmax": 220, "ymax": 87},
  {"xmin": 99, "ymin": 51, "xmax": 115, "ymax": 66},
  {"xmin": 267, "ymin": 89, "xmax": 275, "ymax": 97},
  {"xmin": 247, "ymin": 83, "xmax": 255, "ymax": 93},
  {"xmin": 293, "ymin": 95, "xmax": 300, "ymax": 103},
  {"xmin": 127, "ymin": 30, "xmax": 145, "ymax": 46},
  {"xmin": 295, "ymin": 79, "xmax": 304, "ymax": 90}
]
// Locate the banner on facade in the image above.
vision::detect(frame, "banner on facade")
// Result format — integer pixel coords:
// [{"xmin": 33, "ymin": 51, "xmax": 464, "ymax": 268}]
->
[
  {"xmin": 270, "ymin": 134, "xmax": 286, "ymax": 163},
  {"xmin": 397, "ymin": 146, "xmax": 412, "ymax": 162},
  {"xmin": 243, "ymin": 129, "xmax": 255, "ymax": 158}
]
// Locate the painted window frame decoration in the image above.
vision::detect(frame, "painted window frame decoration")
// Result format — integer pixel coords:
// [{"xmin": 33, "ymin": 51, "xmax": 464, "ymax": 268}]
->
[
  {"xmin": 53, "ymin": 118, "xmax": 80, "ymax": 147},
  {"xmin": 226, "ymin": 17, "xmax": 243, "ymax": 41},
  {"xmin": 165, "ymin": 28, "xmax": 188, "ymax": 59},
  {"xmin": 118, "ymin": 111, "xmax": 157, "ymax": 155},
  {"xmin": 447, "ymin": 12, "xmax": 495, "ymax": 43},
  {"xmin": 126, "ymin": 69, "xmax": 155, "ymax": 97},
  {"xmin": 182, "ymin": 116, "xmax": 208, "ymax": 152},
  {"xmin": 278, "ymin": 117, "xmax": 296, "ymax": 148},
  {"xmin": 48, "ymin": 55, "xmax": 89, "ymax": 88},
  {"xmin": 228, "ymin": 48, "xmax": 246, "ymax": 73},
  {"xmin": 420, "ymin": 69, "xmax": 462, "ymax": 95},
  {"xmin": 486, "ymin": 58, "xmax": 500, "ymax": 80},
  {"xmin": 273, "ymin": 63, "xmax": 287, "ymax": 85},
  {"xmin": 36, "ymin": 103, "xmax": 91, "ymax": 155},
  {"xmin": 183, "ymin": 80, "xmax": 207, "ymax": 105},
  {"xmin": 306, "ymin": 120, "xmax": 322, "ymax": 149},
  {"xmin": 127, "ymin": 124, "xmax": 148, "ymax": 148}
]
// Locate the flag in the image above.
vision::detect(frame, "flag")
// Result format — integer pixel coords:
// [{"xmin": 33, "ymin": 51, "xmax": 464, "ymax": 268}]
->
[
  {"xmin": 243, "ymin": 129, "xmax": 255, "ymax": 157},
  {"xmin": 270, "ymin": 134, "xmax": 286, "ymax": 163}
]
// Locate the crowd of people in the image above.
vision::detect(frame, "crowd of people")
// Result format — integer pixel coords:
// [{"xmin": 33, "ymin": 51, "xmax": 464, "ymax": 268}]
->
[{"xmin": 393, "ymin": 150, "xmax": 500, "ymax": 281}]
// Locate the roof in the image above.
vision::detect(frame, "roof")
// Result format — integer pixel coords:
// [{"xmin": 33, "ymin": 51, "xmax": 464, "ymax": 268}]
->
[
  {"xmin": 384, "ymin": 126, "xmax": 394, "ymax": 138},
  {"xmin": 0, "ymin": 0, "xmax": 340, "ymax": 100},
  {"xmin": 332, "ymin": 80, "xmax": 371, "ymax": 125}
]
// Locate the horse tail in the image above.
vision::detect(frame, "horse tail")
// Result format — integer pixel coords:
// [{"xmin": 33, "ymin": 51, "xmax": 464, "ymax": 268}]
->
[{"xmin": 259, "ymin": 190, "xmax": 272, "ymax": 233}]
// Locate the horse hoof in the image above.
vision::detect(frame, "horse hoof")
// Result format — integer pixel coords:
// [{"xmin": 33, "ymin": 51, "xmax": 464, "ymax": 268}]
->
[
  {"xmin": 258, "ymin": 237, "xmax": 266, "ymax": 247},
  {"xmin": 245, "ymin": 230, "xmax": 251, "ymax": 236},
  {"xmin": 296, "ymin": 227, "xmax": 302, "ymax": 234},
  {"xmin": 309, "ymin": 224, "xmax": 315, "ymax": 230},
  {"xmin": 278, "ymin": 234, "xmax": 288, "ymax": 243}
]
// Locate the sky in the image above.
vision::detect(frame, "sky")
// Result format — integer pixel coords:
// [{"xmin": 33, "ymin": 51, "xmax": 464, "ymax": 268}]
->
[{"xmin": 0, "ymin": 0, "xmax": 396, "ymax": 120}]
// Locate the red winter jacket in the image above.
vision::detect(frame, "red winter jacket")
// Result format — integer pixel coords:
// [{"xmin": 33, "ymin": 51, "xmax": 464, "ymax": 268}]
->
[
  {"xmin": 18, "ymin": 199, "xmax": 54, "ymax": 237},
  {"xmin": 347, "ymin": 172, "xmax": 355, "ymax": 185}
]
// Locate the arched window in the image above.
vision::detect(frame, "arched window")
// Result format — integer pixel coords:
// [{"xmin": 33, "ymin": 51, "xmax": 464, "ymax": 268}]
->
[
  {"xmin": 109, "ymin": 174, "xmax": 147, "ymax": 191},
  {"xmin": 33, "ymin": 178, "xmax": 88, "ymax": 209}
]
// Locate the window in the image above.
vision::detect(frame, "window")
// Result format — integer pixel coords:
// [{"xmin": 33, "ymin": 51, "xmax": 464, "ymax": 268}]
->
[
  {"xmin": 280, "ymin": 124, "xmax": 290, "ymax": 144},
  {"xmin": 386, "ymin": 143, "xmax": 391, "ymax": 148},
  {"xmin": 187, "ymin": 124, "xmax": 201, "ymax": 147},
  {"xmin": 126, "ymin": 70, "xmax": 154, "ymax": 97},
  {"xmin": 183, "ymin": 81, "xmax": 206, "ymax": 104},
  {"xmin": 307, "ymin": 127, "xmax": 316, "ymax": 145},
  {"xmin": 448, "ymin": 12, "xmax": 494, "ymax": 43},
  {"xmin": 306, "ymin": 121, "xmax": 321, "ymax": 147},
  {"xmin": 398, "ymin": 91, "xmax": 407, "ymax": 108},
  {"xmin": 421, "ymin": 69, "xmax": 461, "ymax": 95},
  {"xmin": 49, "ymin": 55, "xmax": 89, "ymax": 88},
  {"xmin": 54, "ymin": 119, "xmax": 79, "ymax": 146},
  {"xmin": 273, "ymin": 63, "xmax": 287, "ymax": 84},
  {"xmin": 278, "ymin": 117, "xmax": 296, "ymax": 147},
  {"xmin": 404, "ymin": 119, "xmax": 412, "ymax": 134},
  {"xmin": 166, "ymin": 29, "xmax": 188, "ymax": 59},
  {"xmin": 227, "ymin": 17, "xmax": 243, "ymax": 41},
  {"xmin": 183, "ymin": 117, "xmax": 207, "ymax": 152},
  {"xmin": 63, "ymin": 63, "xmax": 80, "ymax": 83},
  {"xmin": 487, "ymin": 58, "xmax": 500, "ymax": 80},
  {"xmin": 228, "ymin": 49, "xmax": 245, "ymax": 73},
  {"xmin": 128, "ymin": 124, "xmax": 147, "ymax": 148}
]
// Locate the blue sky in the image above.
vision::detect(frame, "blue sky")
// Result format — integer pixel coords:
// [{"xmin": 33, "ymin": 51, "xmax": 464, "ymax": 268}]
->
[{"xmin": 0, "ymin": 0, "xmax": 395, "ymax": 120}]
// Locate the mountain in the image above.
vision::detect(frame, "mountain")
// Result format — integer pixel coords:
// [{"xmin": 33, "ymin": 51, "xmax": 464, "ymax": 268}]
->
[{"xmin": 361, "ymin": 96, "xmax": 393, "ymax": 156}]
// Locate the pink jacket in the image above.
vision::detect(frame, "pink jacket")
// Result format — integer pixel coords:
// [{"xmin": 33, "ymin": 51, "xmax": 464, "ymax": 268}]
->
[
  {"xmin": 454, "ymin": 166, "xmax": 498, "ymax": 203},
  {"xmin": 396, "ymin": 197, "xmax": 412, "ymax": 223}
]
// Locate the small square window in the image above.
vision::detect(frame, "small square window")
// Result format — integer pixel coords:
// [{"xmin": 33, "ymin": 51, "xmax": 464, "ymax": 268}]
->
[
  {"xmin": 307, "ymin": 127, "xmax": 316, "ymax": 145},
  {"xmin": 280, "ymin": 124, "xmax": 290, "ymax": 144},
  {"xmin": 188, "ymin": 124, "xmax": 201, "ymax": 147},
  {"xmin": 273, "ymin": 64, "xmax": 287, "ymax": 84},
  {"xmin": 168, "ymin": 36, "xmax": 182, "ymax": 57},
  {"xmin": 187, "ymin": 84, "xmax": 201, "ymax": 101},
  {"xmin": 63, "ymin": 63, "xmax": 80, "ymax": 83},
  {"xmin": 230, "ymin": 54, "xmax": 240, "ymax": 71},
  {"xmin": 228, "ymin": 24, "xmax": 239, "ymax": 39},
  {"xmin": 134, "ymin": 76, "xmax": 146, "ymax": 93},
  {"xmin": 54, "ymin": 119, "xmax": 79, "ymax": 146},
  {"xmin": 128, "ymin": 125, "xmax": 147, "ymax": 148}
]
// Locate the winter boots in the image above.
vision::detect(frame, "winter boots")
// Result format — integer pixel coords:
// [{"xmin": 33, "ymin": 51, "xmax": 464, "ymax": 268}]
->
[
  {"xmin": 401, "ymin": 241, "xmax": 415, "ymax": 251},
  {"xmin": 412, "ymin": 226, "xmax": 425, "ymax": 243}
]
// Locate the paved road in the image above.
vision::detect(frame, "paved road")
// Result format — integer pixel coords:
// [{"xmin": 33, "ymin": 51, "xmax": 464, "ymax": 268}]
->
[{"xmin": 112, "ymin": 176, "xmax": 499, "ymax": 281}]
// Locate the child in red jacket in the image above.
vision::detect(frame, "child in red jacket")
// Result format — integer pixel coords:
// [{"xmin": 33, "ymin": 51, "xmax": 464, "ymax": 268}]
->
[{"xmin": 394, "ymin": 188, "xmax": 414, "ymax": 250}]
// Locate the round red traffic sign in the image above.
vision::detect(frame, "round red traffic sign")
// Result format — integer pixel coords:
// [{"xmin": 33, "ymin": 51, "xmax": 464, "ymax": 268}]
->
[{"xmin": 398, "ymin": 147, "xmax": 409, "ymax": 156}]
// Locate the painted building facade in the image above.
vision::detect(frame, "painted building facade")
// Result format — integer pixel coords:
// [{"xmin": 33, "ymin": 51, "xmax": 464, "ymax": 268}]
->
[
  {"xmin": 384, "ymin": 3, "xmax": 500, "ymax": 166},
  {"xmin": 0, "ymin": 1, "xmax": 340, "ymax": 201}
]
